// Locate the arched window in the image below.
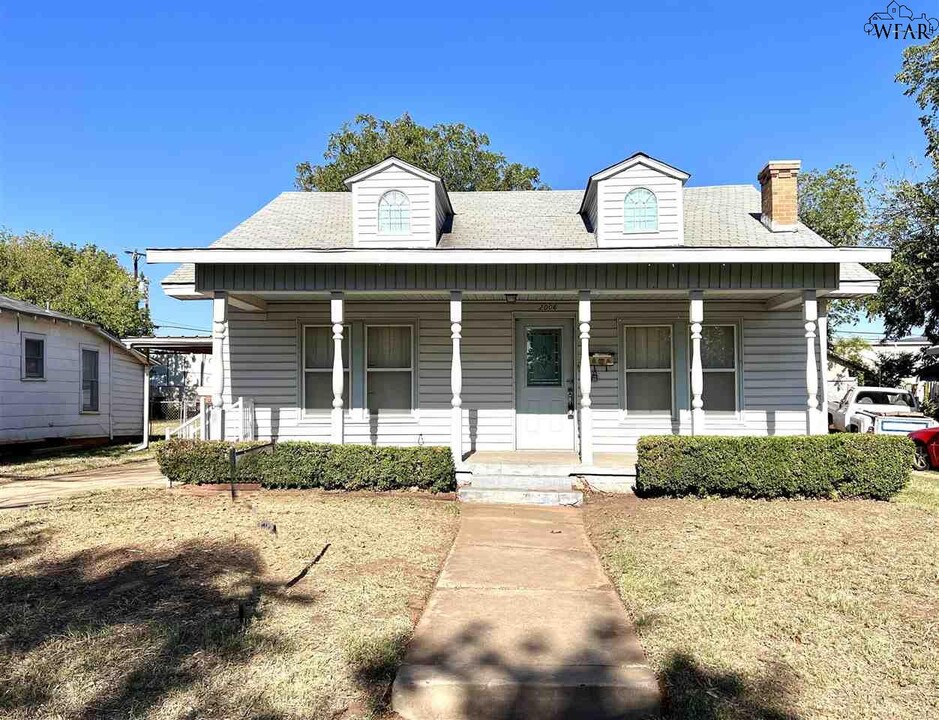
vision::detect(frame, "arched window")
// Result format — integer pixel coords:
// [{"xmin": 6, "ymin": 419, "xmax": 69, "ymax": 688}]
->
[
  {"xmin": 623, "ymin": 188, "xmax": 658, "ymax": 233},
  {"xmin": 378, "ymin": 190, "xmax": 410, "ymax": 234}
]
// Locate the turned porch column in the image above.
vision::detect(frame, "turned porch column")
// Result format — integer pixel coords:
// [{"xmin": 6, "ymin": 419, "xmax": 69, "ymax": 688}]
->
[
  {"xmin": 450, "ymin": 291, "xmax": 463, "ymax": 464},
  {"xmin": 818, "ymin": 299, "xmax": 829, "ymax": 431},
  {"xmin": 210, "ymin": 293, "xmax": 227, "ymax": 440},
  {"xmin": 689, "ymin": 290, "xmax": 705, "ymax": 435},
  {"xmin": 331, "ymin": 292, "xmax": 345, "ymax": 444},
  {"xmin": 803, "ymin": 290, "xmax": 820, "ymax": 435},
  {"xmin": 579, "ymin": 290, "xmax": 594, "ymax": 464}
]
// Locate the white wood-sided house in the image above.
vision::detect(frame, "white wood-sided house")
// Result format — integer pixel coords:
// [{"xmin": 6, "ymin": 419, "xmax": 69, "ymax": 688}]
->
[
  {"xmin": 0, "ymin": 295, "xmax": 149, "ymax": 447},
  {"xmin": 149, "ymin": 153, "xmax": 888, "ymax": 491}
]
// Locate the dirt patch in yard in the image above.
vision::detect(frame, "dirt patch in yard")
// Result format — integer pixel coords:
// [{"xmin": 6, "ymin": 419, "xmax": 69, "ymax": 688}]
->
[
  {"xmin": 0, "ymin": 489, "xmax": 459, "ymax": 719},
  {"xmin": 585, "ymin": 491, "xmax": 939, "ymax": 720}
]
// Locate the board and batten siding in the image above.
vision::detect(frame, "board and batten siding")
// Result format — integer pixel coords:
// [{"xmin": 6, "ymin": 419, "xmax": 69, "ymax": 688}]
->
[
  {"xmin": 596, "ymin": 163, "xmax": 683, "ymax": 247},
  {"xmin": 221, "ymin": 299, "xmax": 820, "ymax": 451},
  {"xmin": 351, "ymin": 165, "xmax": 437, "ymax": 248},
  {"xmin": 0, "ymin": 314, "xmax": 144, "ymax": 444}
]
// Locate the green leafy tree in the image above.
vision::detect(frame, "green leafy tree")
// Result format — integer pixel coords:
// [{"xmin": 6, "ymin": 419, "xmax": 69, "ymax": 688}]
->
[
  {"xmin": 296, "ymin": 113, "xmax": 547, "ymax": 192},
  {"xmin": 897, "ymin": 36, "xmax": 939, "ymax": 163},
  {"xmin": 865, "ymin": 39, "xmax": 939, "ymax": 342},
  {"xmin": 868, "ymin": 172, "xmax": 939, "ymax": 341},
  {"xmin": 0, "ymin": 230, "xmax": 152, "ymax": 337},
  {"xmin": 797, "ymin": 165, "xmax": 872, "ymax": 334}
]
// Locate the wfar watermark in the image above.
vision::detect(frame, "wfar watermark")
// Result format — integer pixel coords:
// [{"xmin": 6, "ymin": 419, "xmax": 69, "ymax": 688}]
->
[{"xmin": 865, "ymin": 1, "xmax": 938, "ymax": 39}]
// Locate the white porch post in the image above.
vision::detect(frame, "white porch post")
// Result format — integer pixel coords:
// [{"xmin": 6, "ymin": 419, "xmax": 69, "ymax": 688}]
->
[
  {"xmin": 818, "ymin": 299, "xmax": 829, "ymax": 432},
  {"xmin": 803, "ymin": 290, "xmax": 820, "ymax": 434},
  {"xmin": 579, "ymin": 290, "xmax": 594, "ymax": 464},
  {"xmin": 210, "ymin": 293, "xmax": 227, "ymax": 440},
  {"xmin": 689, "ymin": 290, "xmax": 705, "ymax": 435},
  {"xmin": 330, "ymin": 292, "xmax": 345, "ymax": 444},
  {"xmin": 450, "ymin": 291, "xmax": 463, "ymax": 464}
]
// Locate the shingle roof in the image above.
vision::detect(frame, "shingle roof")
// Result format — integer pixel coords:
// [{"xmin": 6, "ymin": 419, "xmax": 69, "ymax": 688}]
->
[
  {"xmin": 0, "ymin": 294, "xmax": 148, "ymax": 363},
  {"xmin": 161, "ymin": 185, "xmax": 855, "ymax": 286}
]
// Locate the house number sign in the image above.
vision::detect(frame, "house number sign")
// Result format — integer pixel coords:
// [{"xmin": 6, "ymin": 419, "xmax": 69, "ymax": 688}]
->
[{"xmin": 537, "ymin": 303, "xmax": 558, "ymax": 312}]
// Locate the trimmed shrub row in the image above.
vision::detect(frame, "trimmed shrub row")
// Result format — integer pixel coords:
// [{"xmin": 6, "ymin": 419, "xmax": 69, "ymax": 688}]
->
[
  {"xmin": 636, "ymin": 434, "xmax": 914, "ymax": 500},
  {"xmin": 155, "ymin": 439, "xmax": 455, "ymax": 493}
]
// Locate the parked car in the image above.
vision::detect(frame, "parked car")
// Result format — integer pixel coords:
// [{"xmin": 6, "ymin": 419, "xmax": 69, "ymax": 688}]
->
[
  {"xmin": 828, "ymin": 386, "xmax": 939, "ymax": 435},
  {"xmin": 909, "ymin": 426, "xmax": 939, "ymax": 471}
]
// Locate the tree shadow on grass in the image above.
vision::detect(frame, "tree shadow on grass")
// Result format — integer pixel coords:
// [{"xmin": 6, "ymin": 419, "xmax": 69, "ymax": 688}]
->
[
  {"xmin": 661, "ymin": 651, "xmax": 800, "ymax": 720},
  {"xmin": 0, "ymin": 527, "xmax": 316, "ymax": 719}
]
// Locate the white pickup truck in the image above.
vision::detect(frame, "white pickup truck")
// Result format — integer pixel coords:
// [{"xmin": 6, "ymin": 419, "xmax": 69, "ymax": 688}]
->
[{"xmin": 828, "ymin": 386, "xmax": 939, "ymax": 435}]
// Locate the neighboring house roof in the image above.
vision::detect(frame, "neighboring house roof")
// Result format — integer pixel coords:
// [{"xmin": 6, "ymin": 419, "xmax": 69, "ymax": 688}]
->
[
  {"xmin": 0, "ymin": 294, "xmax": 150, "ymax": 364},
  {"xmin": 123, "ymin": 335, "xmax": 212, "ymax": 353},
  {"xmin": 162, "ymin": 184, "xmax": 847, "ymax": 286}
]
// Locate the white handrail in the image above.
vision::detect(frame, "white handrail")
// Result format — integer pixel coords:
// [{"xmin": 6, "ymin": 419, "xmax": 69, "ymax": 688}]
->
[{"xmin": 165, "ymin": 412, "xmax": 203, "ymax": 440}]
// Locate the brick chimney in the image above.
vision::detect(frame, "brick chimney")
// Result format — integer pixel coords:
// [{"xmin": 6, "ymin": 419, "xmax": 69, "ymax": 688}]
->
[{"xmin": 757, "ymin": 160, "xmax": 801, "ymax": 232}]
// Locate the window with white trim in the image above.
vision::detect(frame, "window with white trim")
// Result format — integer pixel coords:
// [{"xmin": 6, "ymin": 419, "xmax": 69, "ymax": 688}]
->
[
  {"xmin": 81, "ymin": 348, "xmax": 99, "ymax": 412},
  {"xmin": 623, "ymin": 187, "xmax": 658, "ymax": 233},
  {"xmin": 623, "ymin": 325, "xmax": 673, "ymax": 412},
  {"xmin": 302, "ymin": 325, "xmax": 349, "ymax": 412},
  {"xmin": 22, "ymin": 334, "xmax": 45, "ymax": 379},
  {"xmin": 378, "ymin": 190, "xmax": 410, "ymax": 234},
  {"xmin": 366, "ymin": 325, "xmax": 413, "ymax": 412},
  {"xmin": 697, "ymin": 324, "xmax": 738, "ymax": 411}
]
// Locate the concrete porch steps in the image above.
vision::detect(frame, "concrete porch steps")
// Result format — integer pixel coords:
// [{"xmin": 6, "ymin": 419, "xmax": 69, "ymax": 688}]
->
[
  {"xmin": 457, "ymin": 487, "xmax": 584, "ymax": 507},
  {"xmin": 469, "ymin": 474, "xmax": 574, "ymax": 491},
  {"xmin": 458, "ymin": 474, "xmax": 582, "ymax": 506}
]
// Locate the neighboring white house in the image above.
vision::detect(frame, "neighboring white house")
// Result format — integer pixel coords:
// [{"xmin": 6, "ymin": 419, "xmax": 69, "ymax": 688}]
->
[
  {"xmin": 0, "ymin": 294, "xmax": 150, "ymax": 446},
  {"xmin": 148, "ymin": 153, "xmax": 888, "ymax": 482}
]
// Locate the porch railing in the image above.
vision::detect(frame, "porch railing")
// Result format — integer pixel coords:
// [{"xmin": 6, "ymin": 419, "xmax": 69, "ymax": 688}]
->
[
  {"xmin": 164, "ymin": 396, "xmax": 255, "ymax": 442},
  {"xmin": 165, "ymin": 397, "xmax": 208, "ymax": 440},
  {"xmin": 231, "ymin": 396, "xmax": 256, "ymax": 441}
]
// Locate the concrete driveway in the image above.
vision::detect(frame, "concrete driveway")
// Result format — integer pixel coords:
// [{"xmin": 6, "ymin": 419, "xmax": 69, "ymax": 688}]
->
[{"xmin": 0, "ymin": 460, "xmax": 166, "ymax": 510}]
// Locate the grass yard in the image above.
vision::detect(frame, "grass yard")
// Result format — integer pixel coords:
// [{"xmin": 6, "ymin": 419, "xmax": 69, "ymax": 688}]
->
[
  {"xmin": 585, "ymin": 474, "xmax": 939, "ymax": 720},
  {"xmin": 0, "ymin": 443, "xmax": 152, "ymax": 482},
  {"xmin": 0, "ymin": 489, "xmax": 459, "ymax": 719},
  {"xmin": 897, "ymin": 470, "xmax": 939, "ymax": 513}
]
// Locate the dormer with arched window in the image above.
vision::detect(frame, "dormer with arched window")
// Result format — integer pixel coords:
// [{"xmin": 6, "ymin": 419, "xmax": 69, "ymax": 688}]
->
[
  {"xmin": 344, "ymin": 157, "xmax": 452, "ymax": 248},
  {"xmin": 579, "ymin": 152, "xmax": 689, "ymax": 247},
  {"xmin": 378, "ymin": 190, "xmax": 411, "ymax": 235},
  {"xmin": 623, "ymin": 187, "xmax": 658, "ymax": 233}
]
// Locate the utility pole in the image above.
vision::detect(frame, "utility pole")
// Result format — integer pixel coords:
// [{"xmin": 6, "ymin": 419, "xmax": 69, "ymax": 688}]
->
[{"xmin": 124, "ymin": 249, "xmax": 144, "ymax": 281}]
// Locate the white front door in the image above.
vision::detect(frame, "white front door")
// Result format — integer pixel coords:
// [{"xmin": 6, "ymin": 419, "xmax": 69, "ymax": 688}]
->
[{"xmin": 515, "ymin": 319, "xmax": 575, "ymax": 450}]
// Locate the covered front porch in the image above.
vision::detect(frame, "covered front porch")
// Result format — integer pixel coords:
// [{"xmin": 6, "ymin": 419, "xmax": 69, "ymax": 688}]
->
[{"xmin": 194, "ymin": 283, "xmax": 833, "ymax": 474}]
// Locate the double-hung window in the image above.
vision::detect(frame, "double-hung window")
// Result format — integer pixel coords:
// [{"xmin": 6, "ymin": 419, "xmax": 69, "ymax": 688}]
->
[
  {"xmin": 699, "ymin": 325, "xmax": 738, "ymax": 411},
  {"xmin": 366, "ymin": 325, "xmax": 413, "ymax": 412},
  {"xmin": 23, "ymin": 335, "xmax": 45, "ymax": 379},
  {"xmin": 81, "ymin": 348, "xmax": 99, "ymax": 412},
  {"xmin": 302, "ymin": 325, "xmax": 349, "ymax": 413},
  {"xmin": 623, "ymin": 325, "xmax": 673, "ymax": 412}
]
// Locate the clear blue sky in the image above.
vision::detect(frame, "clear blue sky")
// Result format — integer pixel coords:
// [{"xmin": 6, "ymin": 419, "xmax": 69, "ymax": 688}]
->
[{"xmin": 0, "ymin": 1, "xmax": 928, "ymax": 336}]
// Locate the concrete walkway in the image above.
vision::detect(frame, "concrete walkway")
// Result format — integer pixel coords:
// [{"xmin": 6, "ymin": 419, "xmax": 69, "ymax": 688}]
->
[
  {"xmin": 0, "ymin": 460, "xmax": 165, "ymax": 509},
  {"xmin": 393, "ymin": 504, "xmax": 660, "ymax": 720}
]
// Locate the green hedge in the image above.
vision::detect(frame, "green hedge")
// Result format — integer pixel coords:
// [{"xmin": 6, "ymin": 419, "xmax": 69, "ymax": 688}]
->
[
  {"xmin": 155, "ymin": 439, "xmax": 455, "ymax": 493},
  {"xmin": 154, "ymin": 440, "xmax": 266, "ymax": 485},
  {"xmin": 636, "ymin": 434, "xmax": 914, "ymax": 500}
]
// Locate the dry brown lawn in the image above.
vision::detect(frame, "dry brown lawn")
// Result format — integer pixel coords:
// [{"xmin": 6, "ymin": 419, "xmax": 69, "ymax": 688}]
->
[
  {"xmin": 585, "ymin": 483, "xmax": 939, "ymax": 720},
  {"xmin": 0, "ymin": 489, "xmax": 459, "ymax": 719}
]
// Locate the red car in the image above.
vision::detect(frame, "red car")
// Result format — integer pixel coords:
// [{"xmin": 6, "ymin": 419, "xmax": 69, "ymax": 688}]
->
[{"xmin": 909, "ymin": 426, "xmax": 939, "ymax": 471}]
